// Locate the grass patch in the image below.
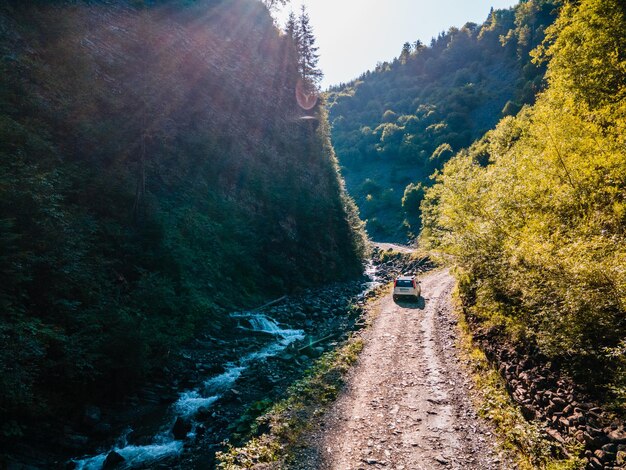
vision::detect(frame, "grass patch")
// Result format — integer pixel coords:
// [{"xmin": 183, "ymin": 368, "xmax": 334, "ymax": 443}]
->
[
  {"xmin": 215, "ymin": 333, "xmax": 365, "ymax": 469},
  {"xmin": 453, "ymin": 290, "xmax": 585, "ymax": 470}
]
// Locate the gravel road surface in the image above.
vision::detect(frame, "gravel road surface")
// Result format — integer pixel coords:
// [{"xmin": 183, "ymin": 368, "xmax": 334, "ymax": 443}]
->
[{"xmin": 311, "ymin": 269, "xmax": 510, "ymax": 470}]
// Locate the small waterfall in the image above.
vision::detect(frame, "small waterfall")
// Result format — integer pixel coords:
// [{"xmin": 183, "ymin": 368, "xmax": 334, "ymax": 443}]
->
[
  {"xmin": 72, "ymin": 311, "xmax": 303, "ymax": 469},
  {"xmin": 247, "ymin": 314, "xmax": 282, "ymax": 333},
  {"xmin": 362, "ymin": 260, "xmax": 381, "ymax": 294},
  {"xmin": 237, "ymin": 313, "xmax": 304, "ymax": 341}
]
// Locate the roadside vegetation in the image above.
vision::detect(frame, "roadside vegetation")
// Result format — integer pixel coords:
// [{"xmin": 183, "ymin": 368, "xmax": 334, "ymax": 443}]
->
[{"xmin": 422, "ymin": 0, "xmax": 626, "ymax": 410}]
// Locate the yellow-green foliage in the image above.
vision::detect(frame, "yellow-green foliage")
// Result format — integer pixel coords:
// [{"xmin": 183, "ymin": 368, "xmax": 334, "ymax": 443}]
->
[
  {"xmin": 422, "ymin": 0, "xmax": 626, "ymax": 402},
  {"xmin": 216, "ymin": 339, "xmax": 364, "ymax": 469}
]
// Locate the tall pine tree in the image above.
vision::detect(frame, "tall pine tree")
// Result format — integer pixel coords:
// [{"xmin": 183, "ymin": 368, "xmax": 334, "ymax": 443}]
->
[
  {"xmin": 296, "ymin": 5, "xmax": 322, "ymax": 89},
  {"xmin": 285, "ymin": 10, "xmax": 297, "ymax": 45}
]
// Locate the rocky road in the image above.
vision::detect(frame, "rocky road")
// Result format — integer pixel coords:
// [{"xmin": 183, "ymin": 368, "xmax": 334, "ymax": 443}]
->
[{"xmin": 313, "ymin": 269, "xmax": 510, "ymax": 470}]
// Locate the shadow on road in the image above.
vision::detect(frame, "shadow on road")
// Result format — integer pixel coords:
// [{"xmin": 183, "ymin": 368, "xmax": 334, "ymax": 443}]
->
[{"xmin": 393, "ymin": 296, "xmax": 426, "ymax": 310}]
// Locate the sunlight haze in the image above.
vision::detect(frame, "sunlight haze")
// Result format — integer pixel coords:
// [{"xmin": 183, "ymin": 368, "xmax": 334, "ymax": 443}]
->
[{"xmin": 276, "ymin": 0, "xmax": 518, "ymax": 88}]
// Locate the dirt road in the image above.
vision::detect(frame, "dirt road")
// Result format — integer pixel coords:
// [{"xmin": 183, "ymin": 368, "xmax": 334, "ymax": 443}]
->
[
  {"xmin": 374, "ymin": 242, "xmax": 415, "ymax": 254},
  {"xmin": 311, "ymin": 269, "xmax": 509, "ymax": 470}
]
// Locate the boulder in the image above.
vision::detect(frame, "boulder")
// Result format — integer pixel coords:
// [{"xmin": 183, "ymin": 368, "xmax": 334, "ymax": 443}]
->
[
  {"xmin": 521, "ymin": 404, "xmax": 536, "ymax": 420},
  {"xmin": 103, "ymin": 451, "xmax": 125, "ymax": 469},
  {"xmin": 93, "ymin": 422, "xmax": 113, "ymax": 435},
  {"xmin": 195, "ymin": 424, "xmax": 207, "ymax": 437},
  {"xmin": 546, "ymin": 428, "xmax": 565, "ymax": 444},
  {"xmin": 172, "ymin": 417, "xmax": 192, "ymax": 440},
  {"xmin": 608, "ymin": 428, "xmax": 626, "ymax": 444}
]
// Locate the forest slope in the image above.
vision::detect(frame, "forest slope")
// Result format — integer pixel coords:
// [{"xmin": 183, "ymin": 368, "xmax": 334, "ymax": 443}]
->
[
  {"xmin": 0, "ymin": 0, "xmax": 365, "ymax": 443},
  {"xmin": 422, "ymin": 0, "xmax": 626, "ymax": 411},
  {"xmin": 327, "ymin": 0, "xmax": 559, "ymax": 241}
]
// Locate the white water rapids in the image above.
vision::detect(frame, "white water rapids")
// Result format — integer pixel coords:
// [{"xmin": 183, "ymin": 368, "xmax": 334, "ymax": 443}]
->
[
  {"xmin": 73, "ymin": 313, "xmax": 304, "ymax": 469},
  {"xmin": 362, "ymin": 260, "xmax": 381, "ymax": 294}
]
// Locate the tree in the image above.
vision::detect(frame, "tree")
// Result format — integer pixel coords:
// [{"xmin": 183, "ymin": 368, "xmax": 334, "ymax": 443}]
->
[
  {"xmin": 296, "ymin": 5, "xmax": 323, "ymax": 88},
  {"xmin": 261, "ymin": 0, "xmax": 289, "ymax": 13},
  {"xmin": 285, "ymin": 10, "xmax": 297, "ymax": 44},
  {"xmin": 400, "ymin": 42, "xmax": 412, "ymax": 64},
  {"xmin": 402, "ymin": 182, "xmax": 425, "ymax": 222},
  {"xmin": 420, "ymin": 0, "xmax": 626, "ymax": 406}
]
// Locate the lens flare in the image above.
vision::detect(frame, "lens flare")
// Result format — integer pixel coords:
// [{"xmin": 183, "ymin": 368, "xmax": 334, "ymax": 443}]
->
[{"xmin": 295, "ymin": 78, "xmax": 318, "ymax": 110}]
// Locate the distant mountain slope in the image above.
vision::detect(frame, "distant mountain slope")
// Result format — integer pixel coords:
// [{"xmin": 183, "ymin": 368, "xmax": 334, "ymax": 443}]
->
[
  {"xmin": 327, "ymin": 0, "xmax": 559, "ymax": 241},
  {"xmin": 0, "ymin": 0, "xmax": 365, "ymax": 435}
]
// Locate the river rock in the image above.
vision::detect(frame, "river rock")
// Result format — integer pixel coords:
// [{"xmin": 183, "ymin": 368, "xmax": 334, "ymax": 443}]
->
[
  {"xmin": 587, "ymin": 457, "xmax": 603, "ymax": 469},
  {"xmin": 103, "ymin": 451, "xmax": 125, "ymax": 469},
  {"xmin": 608, "ymin": 428, "xmax": 626, "ymax": 444},
  {"xmin": 172, "ymin": 417, "xmax": 192, "ymax": 440}
]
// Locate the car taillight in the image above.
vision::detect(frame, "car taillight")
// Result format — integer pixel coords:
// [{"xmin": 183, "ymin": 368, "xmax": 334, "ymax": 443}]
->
[
  {"xmin": 412, "ymin": 280, "xmax": 417, "ymax": 289},
  {"xmin": 394, "ymin": 279, "xmax": 397, "ymax": 287}
]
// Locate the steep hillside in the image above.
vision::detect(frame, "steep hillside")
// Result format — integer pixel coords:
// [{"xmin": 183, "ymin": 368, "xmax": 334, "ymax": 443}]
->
[
  {"xmin": 327, "ymin": 0, "xmax": 559, "ymax": 241},
  {"xmin": 0, "ymin": 0, "xmax": 365, "ymax": 442},
  {"xmin": 422, "ymin": 0, "xmax": 626, "ymax": 410}
]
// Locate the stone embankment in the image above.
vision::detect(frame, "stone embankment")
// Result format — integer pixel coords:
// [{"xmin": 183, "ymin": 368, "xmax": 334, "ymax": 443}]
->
[{"xmin": 474, "ymin": 326, "xmax": 625, "ymax": 470}]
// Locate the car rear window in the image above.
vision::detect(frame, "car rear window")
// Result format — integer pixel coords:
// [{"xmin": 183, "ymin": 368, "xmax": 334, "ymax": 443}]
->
[{"xmin": 396, "ymin": 280, "xmax": 414, "ymax": 287}]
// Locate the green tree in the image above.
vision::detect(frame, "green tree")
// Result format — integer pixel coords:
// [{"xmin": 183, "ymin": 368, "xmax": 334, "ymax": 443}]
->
[
  {"xmin": 402, "ymin": 182, "xmax": 425, "ymax": 226},
  {"xmin": 400, "ymin": 42, "xmax": 412, "ymax": 64},
  {"xmin": 285, "ymin": 10, "xmax": 297, "ymax": 43},
  {"xmin": 296, "ymin": 5, "xmax": 323, "ymax": 88}
]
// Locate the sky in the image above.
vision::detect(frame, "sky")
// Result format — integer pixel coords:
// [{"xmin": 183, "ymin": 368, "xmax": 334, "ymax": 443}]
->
[{"xmin": 275, "ymin": 0, "xmax": 518, "ymax": 89}]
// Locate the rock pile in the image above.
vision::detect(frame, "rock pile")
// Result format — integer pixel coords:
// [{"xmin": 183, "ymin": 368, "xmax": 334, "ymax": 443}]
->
[{"xmin": 477, "ymin": 332, "xmax": 625, "ymax": 470}]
